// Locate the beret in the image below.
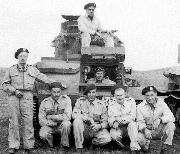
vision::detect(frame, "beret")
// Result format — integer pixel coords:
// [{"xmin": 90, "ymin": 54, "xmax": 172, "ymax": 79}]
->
[
  {"xmin": 84, "ymin": 84, "xmax": 97, "ymax": 95},
  {"xmin": 15, "ymin": 48, "xmax": 29, "ymax": 59},
  {"xmin": 84, "ymin": 3, "xmax": 96, "ymax": 9},
  {"xmin": 96, "ymin": 67, "xmax": 105, "ymax": 72},
  {"xmin": 49, "ymin": 82, "xmax": 64, "ymax": 90},
  {"xmin": 111, "ymin": 83, "xmax": 127, "ymax": 95},
  {"xmin": 142, "ymin": 86, "xmax": 157, "ymax": 95}
]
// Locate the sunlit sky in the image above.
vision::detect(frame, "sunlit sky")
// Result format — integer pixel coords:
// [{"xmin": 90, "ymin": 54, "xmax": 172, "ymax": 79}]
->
[{"xmin": 0, "ymin": 0, "xmax": 180, "ymax": 70}]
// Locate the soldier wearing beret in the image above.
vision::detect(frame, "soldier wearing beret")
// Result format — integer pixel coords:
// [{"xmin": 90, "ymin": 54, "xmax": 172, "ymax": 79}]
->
[
  {"xmin": 72, "ymin": 84, "xmax": 111, "ymax": 152},
  {"xmin": 2, "ymin": 48, "xmax": 55, "ymax": 154},
  {"xmin": 137, "ymin": 86, "xmax": 175, "ymax": 153},
  {"xmin": 78, "ymin": 3, "xmax": 114, "ymax": 47},
  {"xmin": 38, "ymin": 82, "xmax": 72, "ymax": 149},
  {"xmin": 87, "ymin": 67, "xmax": 116, "ymax": 85},
  {"xmin": 107, "ymin": 84, "xmax": 141, "ymax": 154}
]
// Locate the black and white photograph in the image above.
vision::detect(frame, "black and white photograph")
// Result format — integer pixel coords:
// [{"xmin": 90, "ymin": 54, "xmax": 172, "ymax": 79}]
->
[{"xmin": 0, "ymin": 0, "xmax": 180, "ymax": 153}]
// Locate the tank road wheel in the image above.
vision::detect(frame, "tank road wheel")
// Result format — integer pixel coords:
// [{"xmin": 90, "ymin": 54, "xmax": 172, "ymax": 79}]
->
[{"xmin": 33, "ymin": 96, "xmax": 44, "ymax": 147}]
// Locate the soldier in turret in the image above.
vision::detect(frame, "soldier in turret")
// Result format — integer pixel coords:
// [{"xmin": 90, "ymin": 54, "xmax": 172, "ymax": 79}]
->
[
  {"xmin": 87, "ymin": 67, "xmax": 116, "ymax": 85},
  {"xmin": 78, "ymin": 3, "xmax": 115, "ymax": 47},
  {"xmin": 2, "ymin": 48, "xmax": 55, "ymax": 154},
  {"xmin": 38, "ymin": 82, "xmax": 72, "ymax": 150},
  {"xmin": 72, "ymin": 84, "xmax": 111, "ymax": 153}
]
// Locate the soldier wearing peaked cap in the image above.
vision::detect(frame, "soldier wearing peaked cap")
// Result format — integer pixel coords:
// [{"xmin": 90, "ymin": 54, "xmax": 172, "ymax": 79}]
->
[
  {"xmin": 107, "ymin": 84, "xmax": 141, "ymax": 153},
  {"xmin": 78, "ymin": 3, "xmax": 114, "ymax": 47},
  {"xmin": 2, "ymin": 48, "xmax": 56, "ymax": 154},
  {"xmin": 72, "ymin": 84, "xmax": 111, "ymax": 152},
  {"xmin": 136, "ymin": 86, "xmax": 175, "ymax": 153},
  {"xmin": 39, "ymin": 82, "xmax": 72, "ymax": 149},
  {"xmin": 87, "ymin": 67, "xmax": 116, "ymax": 85}
]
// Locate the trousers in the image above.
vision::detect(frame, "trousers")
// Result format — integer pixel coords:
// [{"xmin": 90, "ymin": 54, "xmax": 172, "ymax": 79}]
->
[
  {"xmin": 138, "ymin": 122, "xmax": 175, "ymax": 148},
  {"xmin": 81, "ymin": 32, "xmax": 114, "ymax": 47},
  {"xmin": 73, "ymin": 118, "xmax": 111, "ymax": 148},
  {"xmin": 8, "ymin": 92, "xmax": 34, "ymax": 149},
  {"xmin": 39, "ymin": 121, "xmax": 71, "ymax": 147},
  {"xmin": 110, "ymin": 121, "xmax": 141, "ymax": 150}
]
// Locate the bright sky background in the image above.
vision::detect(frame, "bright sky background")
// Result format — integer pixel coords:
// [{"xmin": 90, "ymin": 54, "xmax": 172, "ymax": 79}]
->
[{"xmin": 0, "ymin": 0, "xmax": 180, "ymax": 70}]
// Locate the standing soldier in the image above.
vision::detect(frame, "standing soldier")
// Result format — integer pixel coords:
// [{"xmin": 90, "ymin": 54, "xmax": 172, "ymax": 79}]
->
[
  {"xmin": 2, "ymin": 48, "xmax": 54, "ymax": 154},
  {"xmin": 38, "ymin": 82, "xmax": 72, "ymax": 149},
  {"xmin": 72, "ymin": 84, "xmax": 111, "ymax": 153},
  {"xmin": 137, "ymin": 86, "xmax": 175, "ymax": 153},
  {"xmin": 108, "ymin": 84, "xmax": 141, "ymax": 154}
]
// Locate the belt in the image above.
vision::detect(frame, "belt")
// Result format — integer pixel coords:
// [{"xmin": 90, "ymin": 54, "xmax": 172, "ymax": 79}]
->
[{"xmin": 17, "ymin": 89, "xmax": 32, "ymax": 92}]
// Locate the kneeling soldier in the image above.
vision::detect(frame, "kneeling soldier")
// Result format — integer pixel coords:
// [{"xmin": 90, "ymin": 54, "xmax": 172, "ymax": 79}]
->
[
  {"xmin": 39, "ymin": 82, "xmax": 72, "ymax": 149},
  {"xmin": 137, "ymin": 86, "xmax": 175, "ymax": 153},
  {"xmin": 108, "ymin": 84, "xmax": 140, "ymax": 154},
  {"xmin": 72, "ymin": 84, "xmax": 111, "ymax": 152}
]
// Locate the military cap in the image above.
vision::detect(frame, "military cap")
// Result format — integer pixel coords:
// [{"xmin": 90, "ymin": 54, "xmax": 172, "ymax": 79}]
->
[
  {"xmin": 142, "ymin": 86, "xmax": 157, "ymax": 95},
  {"xmin": 96, "ymin": 67, "xmax": 105, "ymax": 73},
  {"xmin": 111, "ymin": 83, "xmax": 127, "ymax": 95},
  {"xmin": 84, "ymin": 84, "xmax": 97, "ymax": 95},
  {"xmin": 84, "ymin": 3, "xmax": 96, "ymax": 9},
  {"xmin": 49, "ymin": 82, "xmax": 64, "ymax": 90},
  {"xmin": 15, "ymin": 48, "xmax": 29, "ymax": 59}
]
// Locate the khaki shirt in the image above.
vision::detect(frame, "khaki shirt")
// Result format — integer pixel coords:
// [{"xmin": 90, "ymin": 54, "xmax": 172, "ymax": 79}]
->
[
  {"xmin": 136, "ymin": 98, "xmax": 175, "ymax": 131},
  {"xmin": 2, "ymin": 64, "xmax": 52, "ymax": 94},
  {"xmin": 72, "ymin": 97, "xmax": 108, "ymax": 128},
  {"xmin": 39, "ymin": 95, "xmax": 72, "ymax": 126},
  {"xmin": 108, "ymin": 97, "xmax": 136, "ymax": 127},
  {"xmin": 78, "ymin": 14, "xmax": 102, "ymax": 35},
  {"xmin": 87, "ymin": 78, "xmax": 116, "ymax": 85}
]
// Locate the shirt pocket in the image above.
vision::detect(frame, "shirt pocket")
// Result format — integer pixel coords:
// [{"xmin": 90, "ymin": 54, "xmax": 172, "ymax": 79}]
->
[
  {"xmin": 26, "ymin": 72, "xmax": 36, "ymax": 85},
  {"xmin": 10, "ymin": 71, "xmax": 20, "ymax": 84}
]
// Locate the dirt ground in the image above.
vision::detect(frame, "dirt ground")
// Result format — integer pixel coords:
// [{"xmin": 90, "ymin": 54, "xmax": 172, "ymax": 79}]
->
[{"xmin": 0, "ymin": 119, "xmax": 180, "ymax": 154}]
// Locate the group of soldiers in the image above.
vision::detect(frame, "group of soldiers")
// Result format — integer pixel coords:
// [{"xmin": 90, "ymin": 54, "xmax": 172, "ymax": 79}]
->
[
  {"xmin": 2, "ymin": 48, "xmax": 176, "ymax": 154},
  {"xmin": 1, "ymin": 2, "xmax": 176, "ymax": 154}
]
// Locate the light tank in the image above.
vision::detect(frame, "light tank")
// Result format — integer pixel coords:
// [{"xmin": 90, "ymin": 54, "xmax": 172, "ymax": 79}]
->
[{"xmin": 33, "ymin": 15, "xmax": 141, "ymax": 139}]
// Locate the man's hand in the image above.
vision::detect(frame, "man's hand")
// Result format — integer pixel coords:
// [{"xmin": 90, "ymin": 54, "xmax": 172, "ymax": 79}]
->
[
  {"xmin": 47, "ymin": 120, "xmax": 57, "ymax": 127},
  {"xmin": 91, "ymin": 123, "xmax": 101, "ymax": 131},
  {"xmin": 15, "ymin": 90, "xmax": 24, "ymax": 98},
  {"xmin": 113, "ymin": 121, "xmax": 119, "ymax": 129},
  {"xmin": 145, "ymin": 128, "xmax": 152, "ymax": 139},
  {"xmin": 153, "ymin": 118, "xmax": 161, "ymax": 129}
]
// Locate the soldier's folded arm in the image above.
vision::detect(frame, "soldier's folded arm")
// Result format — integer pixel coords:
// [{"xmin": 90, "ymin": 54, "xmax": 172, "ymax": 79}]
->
[
  {"xmin": 136, "ymin": 105, "xmax": 146, "ymax": 132},
  {"xmin": 2, "ymin": 69, "xmax": 16, "ymax": 94},
  {"xmin": 38, "ymin": 101, "xmax": 57, "ymax": 126},
  {"xmin": 160, "ymin": 102, "xmax": 175, "ymax": 123},
  {"xmin": 50, "ymin": 97, "xmax": 72, "ymax": 122}
]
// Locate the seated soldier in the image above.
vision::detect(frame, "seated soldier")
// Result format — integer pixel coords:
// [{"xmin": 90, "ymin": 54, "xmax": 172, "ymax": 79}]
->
[
  {"xmin": 72, "ymin": 84, "xmax": 111, "ymax": 153},
  {"xmin": 87, "ymin": 67, "xmax": 116, "ymax": 84},
  {"xmin": 137, "ymin": 86, "xmax": 176, "ymax": 153},
  {"xmin": 38, "ymin": 82, "xmax": 72, "ymax": 149},
  {"xmin": 78, "ymin": 3, "xmax": 114, "ymax": 47},
  {"xmin": 108, "ymin": 84, "xmax": 141, "ymax": 154}
]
